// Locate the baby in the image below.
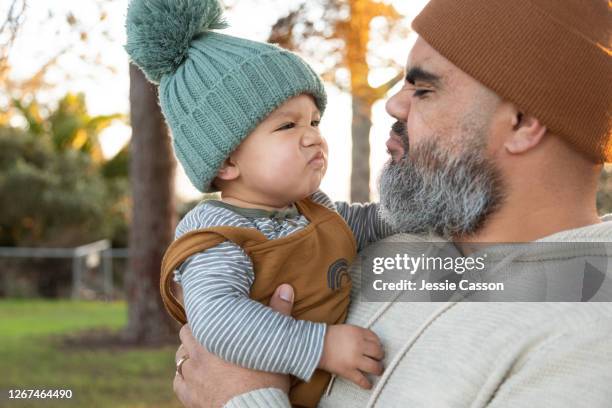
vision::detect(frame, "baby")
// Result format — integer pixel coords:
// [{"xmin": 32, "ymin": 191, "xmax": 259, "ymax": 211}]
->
[{"xmin": 125, "ymin": 0, "xmax": 394, "ymax": 406}]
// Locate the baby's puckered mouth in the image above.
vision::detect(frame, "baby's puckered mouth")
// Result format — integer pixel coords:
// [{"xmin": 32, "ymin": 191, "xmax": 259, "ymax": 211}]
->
[
  {"xmin": 309, "ymin": 151, "xmax": 324, "ymax": 162},
  {"xmin": 308, "ymin": 150, "xmax": 326, "ymax": 167}
]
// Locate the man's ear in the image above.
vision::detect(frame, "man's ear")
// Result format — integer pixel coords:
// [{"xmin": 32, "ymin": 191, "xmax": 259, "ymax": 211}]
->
[
  {"xmin": 504, "ymin": 109, "xmax": 547, "ymax": 156},
  {"xmin": 216, "ymin": 157, "xmax": 240, "ymax": 181}
]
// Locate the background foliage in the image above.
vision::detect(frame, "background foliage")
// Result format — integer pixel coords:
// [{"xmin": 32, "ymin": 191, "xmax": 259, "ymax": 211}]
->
[{"xmin": 0, "ymin": 93, "xmax": 129, "ymax": 248}]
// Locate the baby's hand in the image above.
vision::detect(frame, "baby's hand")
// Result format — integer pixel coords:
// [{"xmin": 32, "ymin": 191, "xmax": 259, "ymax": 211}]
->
[{"xmin": 318, "ymin": 324, "xmax": 385, "ymax": 389}]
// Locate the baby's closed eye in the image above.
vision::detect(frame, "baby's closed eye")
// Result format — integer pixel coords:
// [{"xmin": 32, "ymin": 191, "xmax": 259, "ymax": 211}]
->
[{"xmin": 276, "ymin": 122, "xmax": 296, "ymax": 131}]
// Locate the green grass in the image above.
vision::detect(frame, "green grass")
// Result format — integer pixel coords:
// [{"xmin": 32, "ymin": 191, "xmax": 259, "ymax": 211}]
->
[{"xmin": 0, "ymin": 299, "xmax": 182, "ymax": 408}]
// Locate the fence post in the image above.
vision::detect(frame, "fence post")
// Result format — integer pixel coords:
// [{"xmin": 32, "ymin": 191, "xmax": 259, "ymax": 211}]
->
[
  {"xmin": 102, "ymin": 248, "xmax": 113, "ymax": 300},
  {"xmin": 71, "ymin": 255, "xmax": 82, "ymax": 299}
]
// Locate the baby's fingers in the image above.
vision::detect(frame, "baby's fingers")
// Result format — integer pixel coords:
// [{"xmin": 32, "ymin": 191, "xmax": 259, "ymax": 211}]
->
[
  {"xmin": 346, "ymin": 369, "xmax": 373, "ymax": 390},
  {"xmin": 363, "ymin": 340, "xmax": 385, "ymax": 361},
  {"xmin": 362, "ymin": 328, "xmax": 381, "ymax": 345},
  {"xmin": 358, "ymin": 356, "xmax": 384, "ymax": 376}
]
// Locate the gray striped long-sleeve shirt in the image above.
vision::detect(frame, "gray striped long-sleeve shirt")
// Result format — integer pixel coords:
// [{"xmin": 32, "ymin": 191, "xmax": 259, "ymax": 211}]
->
[{"xmin": 173, "ymin": 190, "xmax": 393, "ymax": 381}]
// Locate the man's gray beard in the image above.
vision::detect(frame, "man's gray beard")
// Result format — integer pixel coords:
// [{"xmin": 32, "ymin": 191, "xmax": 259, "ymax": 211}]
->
[{"xmin": 378, "ymin": 134, "xmax": 505, "ymax": 240}]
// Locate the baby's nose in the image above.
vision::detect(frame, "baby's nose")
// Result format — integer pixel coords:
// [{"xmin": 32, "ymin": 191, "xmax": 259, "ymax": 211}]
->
[{"xmin": 302, "ymin": 127, "xmax": 323, "ymax": 146}]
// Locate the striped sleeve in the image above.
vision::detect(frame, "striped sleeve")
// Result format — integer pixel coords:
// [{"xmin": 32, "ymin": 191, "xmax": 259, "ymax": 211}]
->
[
  {"xmin": 310, "ymin": 190, "xmax": 395, "ymax": 251},
  {"xmin": 334, "ymin": 200, "xmax": 394, "ymax": 251},
  {"xmin": 174, "ymin": 203, "xmax": 326, "ymax": 381}
]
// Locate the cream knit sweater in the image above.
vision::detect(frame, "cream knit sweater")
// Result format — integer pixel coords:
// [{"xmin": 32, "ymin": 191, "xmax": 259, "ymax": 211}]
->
[{"xmin": 226, "ymin": 216, "xmax": 612, "ymax": 407}]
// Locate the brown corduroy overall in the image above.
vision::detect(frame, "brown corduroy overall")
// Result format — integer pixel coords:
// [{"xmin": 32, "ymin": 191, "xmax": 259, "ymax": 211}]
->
[{"xmin": 160, "ymin": 197, "xmax": 357, "ymax": 407}]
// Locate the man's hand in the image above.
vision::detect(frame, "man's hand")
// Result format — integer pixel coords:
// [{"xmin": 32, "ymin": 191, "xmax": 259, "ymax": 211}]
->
[
  {"xmin": 172, "ymin": 284, "xmax": 294, "ymax": 408},
  {"xmin": 318, "ymin": 324, "xmax": 385, "ymax": 389}
]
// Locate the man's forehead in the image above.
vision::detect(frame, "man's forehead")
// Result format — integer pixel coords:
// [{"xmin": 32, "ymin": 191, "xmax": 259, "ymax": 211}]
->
[
  {"xmin": 405, "ymin": 37, "xmax": 452, "ymax": 79},
  {"xmin": 406, "ymin": 37, "xmax": 487, "ymax": 92}
]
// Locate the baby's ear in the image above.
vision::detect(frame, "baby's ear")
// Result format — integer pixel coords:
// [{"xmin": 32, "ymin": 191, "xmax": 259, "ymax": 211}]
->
[{"xmin": 216, "ymin": 157, "xmax": 240, "ymax": 181}]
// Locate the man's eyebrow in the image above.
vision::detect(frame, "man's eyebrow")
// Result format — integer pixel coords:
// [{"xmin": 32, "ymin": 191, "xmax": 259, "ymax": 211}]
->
[{"xmin": 405, "ymin": 67, "xmax": 441, "ymax": 86}]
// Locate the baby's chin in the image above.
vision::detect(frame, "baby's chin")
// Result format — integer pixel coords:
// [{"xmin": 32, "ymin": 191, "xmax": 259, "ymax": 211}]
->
[
  {"xmin": 259, "ymin": 169, "xmax": 326, "ymax": 203},
  {"xmin": 308, "ymin": 170, "xmax": 326, "ymax": 195},
  {"xmin": 284, "ymin": 182, "xmax": 324, "ymax": 203}
]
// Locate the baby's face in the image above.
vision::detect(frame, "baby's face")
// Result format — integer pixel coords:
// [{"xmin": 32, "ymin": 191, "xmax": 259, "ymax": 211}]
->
[{"xmin": 230, "ymin": 94, "xmax": 328, "ymax": 204}]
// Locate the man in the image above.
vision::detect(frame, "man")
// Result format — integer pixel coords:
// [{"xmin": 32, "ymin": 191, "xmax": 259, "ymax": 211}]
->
[{"xmin": 173, "ymin": 0, "xmax": 612, "ymax": 406}]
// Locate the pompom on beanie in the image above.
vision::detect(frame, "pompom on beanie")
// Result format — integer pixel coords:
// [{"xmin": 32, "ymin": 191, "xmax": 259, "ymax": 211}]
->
[
  {"xmin": 413, "ymin": 0, "xmax": 612, "ymax": 163},
  {"xmin": 125, "ymin": 0, "xmax": 327, "ymax": 192}
]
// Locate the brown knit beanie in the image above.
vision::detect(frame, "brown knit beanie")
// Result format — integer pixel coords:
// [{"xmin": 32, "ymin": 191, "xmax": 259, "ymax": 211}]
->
[{"xmin": 412, "ymin": 0, "xmax": 612, "ymax": 163}]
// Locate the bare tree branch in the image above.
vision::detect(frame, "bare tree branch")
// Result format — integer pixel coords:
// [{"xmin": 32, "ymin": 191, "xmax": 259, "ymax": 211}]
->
[
  {"xmin": 0, "ymin": 0, "xmax": 26, "ymax": 34},
  {"xmin": 0, "ymin": 0, "xmax": 27, "ymax": 77},
  {"xmin": 372, "ymin": 70, "xmax": 403, "ymax": 100}
]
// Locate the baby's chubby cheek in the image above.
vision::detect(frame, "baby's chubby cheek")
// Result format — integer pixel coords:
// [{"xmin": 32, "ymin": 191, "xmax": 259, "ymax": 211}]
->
[{"xmin": 261, "ymin": 155, "xmax": 303, "ymax": 185}]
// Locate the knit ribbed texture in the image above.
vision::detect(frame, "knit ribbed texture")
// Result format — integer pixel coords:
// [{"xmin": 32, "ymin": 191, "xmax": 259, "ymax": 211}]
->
[
  {"xmin": 224, "ymin": 388, "xmax": 290, "ymax": 408},
  {"xmin": 126, "ymin": 0, "xmax": 327, "ymax": 192},
  {"xmin": 412, "ymin": 0, "xmax": 612, "ymax": 163}
]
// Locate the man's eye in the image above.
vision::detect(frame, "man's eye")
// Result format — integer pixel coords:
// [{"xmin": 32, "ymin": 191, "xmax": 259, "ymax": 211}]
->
[
  {"xmin": 413, "ymin": 89, "xmax": 432, "ymax": 98},
  {"xmin": 276, "ymin": 123, "xmax": 295, "ymax": 131},
  {"xmin": 311, "ymin": 120, "xmax": 321, "ymax": 127}
]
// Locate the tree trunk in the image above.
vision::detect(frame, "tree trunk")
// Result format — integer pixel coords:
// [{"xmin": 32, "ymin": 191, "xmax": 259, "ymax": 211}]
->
[
  {"xmin": 350, "ymin": 96, "xmax": 373, "ymax": 203},
  {"xmin": 124, "ymin": 63, "xmax": 178, "ymax": 344}
]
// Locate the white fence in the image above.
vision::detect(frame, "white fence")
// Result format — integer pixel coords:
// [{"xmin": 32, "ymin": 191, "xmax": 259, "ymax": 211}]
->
[{"xmin": 0, "ymin": 240, "xmax": 129, "ymax": 299}]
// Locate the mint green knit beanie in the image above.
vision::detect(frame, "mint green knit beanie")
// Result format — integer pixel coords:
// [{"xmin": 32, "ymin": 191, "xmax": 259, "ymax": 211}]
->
[{"xmin": 125, "ymin": 0, "xmax": 327, "ymax": 192}]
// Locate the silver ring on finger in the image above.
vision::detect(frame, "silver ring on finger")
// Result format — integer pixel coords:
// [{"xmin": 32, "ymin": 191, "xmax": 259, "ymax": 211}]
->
[{"xmin": 176, "ymin": 355, "xmax": 189, "ymax": 379}]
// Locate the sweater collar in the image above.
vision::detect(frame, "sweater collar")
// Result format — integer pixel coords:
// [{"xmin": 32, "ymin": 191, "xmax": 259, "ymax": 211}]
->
[
  {"xmin": 207, "ymin": 200, "xmax": 301, "ymax": 220},
  {"xmin": 537, "ymin": 214, "xmax": 612, "ymax": 242}
]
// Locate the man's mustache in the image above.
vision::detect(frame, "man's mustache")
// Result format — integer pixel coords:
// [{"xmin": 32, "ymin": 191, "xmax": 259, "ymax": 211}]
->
[
  {"xmin": 391, "ymin": 121, "xmax": 409, "ymax": 153},
  {"xmin": 391, "ymin": 121, "xmax": 407, "ymax": 138}
]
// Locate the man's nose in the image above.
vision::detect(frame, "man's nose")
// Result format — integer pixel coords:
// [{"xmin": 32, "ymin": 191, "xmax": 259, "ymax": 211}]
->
[{"xmin": 385, "ymin": 90, "xmax": 410, "ymax": 122}]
